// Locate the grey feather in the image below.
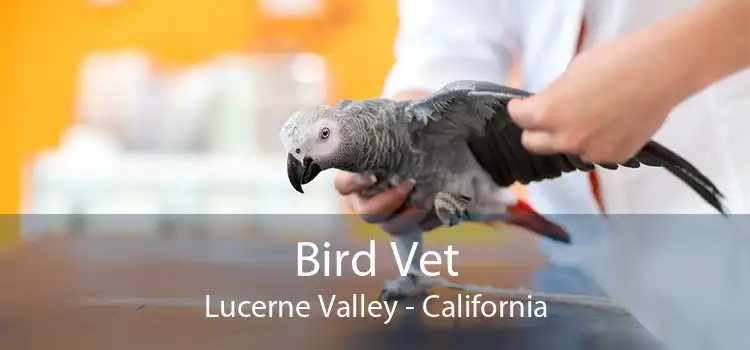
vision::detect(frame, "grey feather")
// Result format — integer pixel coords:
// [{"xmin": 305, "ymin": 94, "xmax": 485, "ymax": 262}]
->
[
  {"xmin": 280, "ymin": 79, "xmax": 727, "ymax": 248},
  {"xmin": 404, "ymin": 80, "xmax": 727, "ymax": 214},
  {"xmin": 335, "ymin": 99, "xmax": 356, "ymax": 109}
]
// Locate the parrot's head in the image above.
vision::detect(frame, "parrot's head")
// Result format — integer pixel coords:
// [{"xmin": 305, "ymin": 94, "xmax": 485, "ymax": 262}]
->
[{"xmin": 280, "ymin": 106, "xmax": 361, "ymax": 193}]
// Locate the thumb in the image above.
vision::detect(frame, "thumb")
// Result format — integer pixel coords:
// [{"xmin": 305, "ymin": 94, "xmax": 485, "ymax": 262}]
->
[
  {"xmin": 507, "ymin": 97, "xmax": 538, "ymax": 129},
  {"xmin": 521, "ymin": 130, "xmax": 557, "ymax": 155}
]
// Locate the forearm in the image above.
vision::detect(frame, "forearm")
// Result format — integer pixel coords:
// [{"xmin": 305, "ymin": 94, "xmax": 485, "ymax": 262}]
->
[{"xmin": 645, "ymin": 0, "xmax": 749, "ymax": 103}]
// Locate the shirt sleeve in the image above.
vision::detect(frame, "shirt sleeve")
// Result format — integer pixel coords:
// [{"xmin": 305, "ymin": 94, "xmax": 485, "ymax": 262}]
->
[{"xmin": 381, "ymin": 0, "xmax": 519, "ymax": 98}]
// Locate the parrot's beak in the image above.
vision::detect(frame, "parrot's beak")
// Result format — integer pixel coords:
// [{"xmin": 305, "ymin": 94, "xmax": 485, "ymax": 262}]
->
[{"xmin": 287, "ymin": 154, "xmax": 322, "ymax": 194}]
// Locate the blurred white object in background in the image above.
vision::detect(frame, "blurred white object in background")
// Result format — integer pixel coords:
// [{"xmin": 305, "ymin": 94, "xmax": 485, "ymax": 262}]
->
[
  {"xmin": 290, "ymin": 52, "xmax": 328, "ymax": 109},
  {"xmin": 76, "ymin": 51, "xmax": 329, "ymax": 155},
  {"xmin": 161, "ymin": 62, "xmax": 221, "ymax": 152},
  {"xmin": 27, "ymin": 125, "xmax": 122, "ymax": 216},
  {"xmin": 77, "ymin": 48, "xmax": 163, "ymax": 150},
  {"xmin": 209, "ymin": 53, "xmax": 261, "ymax": 156},
  {"xmin": 58, "ymin": 124, "xmax": 123, "ymax": 160},
  {"xmin": 25, "ymin": 152, "xmax": 339, "ymax": 237},
  {"xmin": 25, "ymin": 50, "xmax": 340, "ymax": 237},
  {"xmin": 259, "ymin": 0, "xmax": 323, "ymax": 18}
]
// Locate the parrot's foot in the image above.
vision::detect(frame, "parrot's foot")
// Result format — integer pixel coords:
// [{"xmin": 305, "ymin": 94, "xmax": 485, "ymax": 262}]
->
[
  {"xmin": 434, "ymin": 192, "xmax": 471, "ymax": 227},
  {"xmin": 378, "ymin": 273, "xmax": 429, "ymax": 302}
]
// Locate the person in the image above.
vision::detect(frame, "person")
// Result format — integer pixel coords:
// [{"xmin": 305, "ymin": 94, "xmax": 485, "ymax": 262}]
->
[{"xmin": 334, "ymin": 0, "xmax": 750, "ymax": 349}]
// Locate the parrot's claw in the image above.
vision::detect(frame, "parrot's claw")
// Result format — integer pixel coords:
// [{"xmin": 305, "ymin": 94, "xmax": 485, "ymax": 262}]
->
[
  {"xmin": 434, "ymin": 192, "xmax": 471, "ymax": 227},
  {"xmin": 378, "ymin": 273, "xmax": 429, "ymax": 302}
]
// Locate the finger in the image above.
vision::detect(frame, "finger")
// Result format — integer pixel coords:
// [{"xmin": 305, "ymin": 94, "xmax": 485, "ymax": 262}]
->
[
  {"xmin": 580, "ymin": 152, "xmax": 603, "ymax": 164},
  {"xmin": 581, "ymin": 145, "xmax": 636, "ymax": 164},
  {"xmin": 354, "ymin": 180, "xmax": 416, "ymax": 221},
  {"xmin": 580, "ymin": 143, "xmax": 609, "ymax": 163},
  {"xmin": 334, "ymin": 171, "xmax": 377, "ymax": 195},
  {"xmin": 379, "ymin": 208, "xmax": 428, "ymax": 235},
  {"xmin": 521, "ymin": 130, "xmax": 557, "ymax": 154},
  {"xmin": 508, "ymin": 97, "xmax": 543, "ymax": 129}
]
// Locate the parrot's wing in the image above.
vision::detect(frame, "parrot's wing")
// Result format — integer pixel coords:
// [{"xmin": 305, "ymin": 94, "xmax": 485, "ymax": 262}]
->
[
  {"xmin": 405, "ymin": 80, "xmax": 727, "ymax": 214},
  {"xmin": 404, "ymin": 80, "xmax": 613, "ymax": 186}
]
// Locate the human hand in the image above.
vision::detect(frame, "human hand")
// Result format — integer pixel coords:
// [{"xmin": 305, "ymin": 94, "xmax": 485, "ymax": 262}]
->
[
  {"xmin": 508, "ymin": 32, "xmax": 685, "ymax": 163},
  {"xmin": 333, "ymin": 171, "xmax": 442, "ymax": 235}
]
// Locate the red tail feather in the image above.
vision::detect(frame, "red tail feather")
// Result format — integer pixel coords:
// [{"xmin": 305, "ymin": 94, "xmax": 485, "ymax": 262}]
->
[{"xmin": 504, "ymin": 199, "xmax": 571, "ymax": 243}]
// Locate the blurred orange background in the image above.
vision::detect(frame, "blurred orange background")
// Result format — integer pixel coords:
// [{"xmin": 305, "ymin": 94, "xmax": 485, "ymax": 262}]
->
[
  {"xmin": 0, "ymin": 0, "xmax": 402, "ymax": 214},
  {"xmin": 0, "ymin": 0, "xmax": 525, "ymax": 248}
]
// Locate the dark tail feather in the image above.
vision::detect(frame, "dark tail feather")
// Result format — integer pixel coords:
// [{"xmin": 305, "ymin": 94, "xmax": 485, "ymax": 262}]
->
[{"xmin": 638, "ymin": 141, "xmax": 728, "ymax": 215}]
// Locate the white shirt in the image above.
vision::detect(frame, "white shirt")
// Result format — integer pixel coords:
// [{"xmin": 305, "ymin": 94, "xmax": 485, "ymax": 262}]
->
[{"xmin": 382, "ymin": 1, "xmax": 750, "ymax": 349}]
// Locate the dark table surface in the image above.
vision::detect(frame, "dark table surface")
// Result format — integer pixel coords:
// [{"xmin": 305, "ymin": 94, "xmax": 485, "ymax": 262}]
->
[{"xmin": 0, "ymin": 223, "xmax": 666, "ymax": 350}]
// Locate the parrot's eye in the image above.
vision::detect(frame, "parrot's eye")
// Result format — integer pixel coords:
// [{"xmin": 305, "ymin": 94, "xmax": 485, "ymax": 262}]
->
[
  {"xmin": 320, "ymin": 127, "xmax": 330, "ymax": 139},
  {"xmin": 295, "ymin": 148, "xmax": 301, "ymax": 154}
]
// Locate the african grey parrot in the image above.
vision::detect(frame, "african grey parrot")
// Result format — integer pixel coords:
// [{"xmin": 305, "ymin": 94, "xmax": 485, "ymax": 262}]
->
[{"xmin": 279, "ymin": 80, "xmax": 727, "ymax": 300}]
